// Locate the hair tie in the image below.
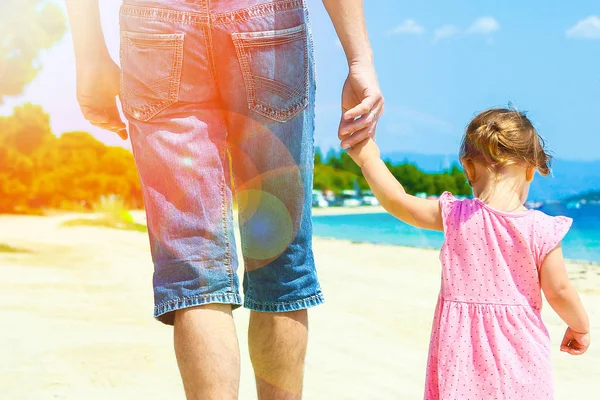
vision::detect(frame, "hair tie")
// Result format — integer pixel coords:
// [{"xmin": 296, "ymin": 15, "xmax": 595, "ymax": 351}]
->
[{"xmin": 487, "ymin": 121, "xmax": 500, "ymax": 133}]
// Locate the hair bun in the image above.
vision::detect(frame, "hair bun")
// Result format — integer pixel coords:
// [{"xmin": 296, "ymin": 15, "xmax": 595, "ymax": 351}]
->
[{"xmin": 487, "ymin": 121, "xmax": 500, "ymax": 133}]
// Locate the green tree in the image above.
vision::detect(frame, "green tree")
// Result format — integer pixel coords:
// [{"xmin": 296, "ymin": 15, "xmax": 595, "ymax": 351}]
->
[
  {"xmin": 314, "ymin": 146, "xmax": 323, "ymax": 166},
  {"xmin": 326, "ymin": 148, "xmax": 342, "ymax": 169},
  {"xmin": 0, "ymin": 103, "xmax": 54, "ymax": 155},
  {"xmin": 450, "ymin": 164, "xmax": 471, "ymax": 196},
  {"xmin": 0, "ymin": 104, "xmax": 145, "ymax": 213},
  {"xmin": 0, "ymin": 144, "xmax": 33, "ymax": 212},
  {"xmin": 0, "ymin": 0, "xmax": 67, "ymax": 103},
  {"xmin": 340, "ymin": 151, "xmax": 362, "ymax": 176}
]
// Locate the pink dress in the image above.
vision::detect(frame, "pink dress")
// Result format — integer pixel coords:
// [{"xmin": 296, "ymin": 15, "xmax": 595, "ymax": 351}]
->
[{"xmin": 424, "ymin": 192, "xmax": 572, "ymax": 400}]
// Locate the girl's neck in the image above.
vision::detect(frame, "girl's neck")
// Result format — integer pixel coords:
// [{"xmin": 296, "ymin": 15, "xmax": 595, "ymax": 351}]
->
[{"xmin": 472, "ymin": 172, "xmax": 529, "ymax": 213}]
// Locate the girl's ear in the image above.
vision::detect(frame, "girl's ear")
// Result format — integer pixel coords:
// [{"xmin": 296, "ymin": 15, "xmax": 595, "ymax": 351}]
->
[
  {"xmin": 526, "ymin": 166, "xmax": 535, "ymax": 182},
  {"xmin": 463, "ymin": 160, "xmax": 476, "ymax": 185}
]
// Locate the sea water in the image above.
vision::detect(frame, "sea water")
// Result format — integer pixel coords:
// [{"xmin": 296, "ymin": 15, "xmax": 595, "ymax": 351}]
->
[{"xmin": 312, "ymin": 203, "xmax": 600, "ymax": 263}]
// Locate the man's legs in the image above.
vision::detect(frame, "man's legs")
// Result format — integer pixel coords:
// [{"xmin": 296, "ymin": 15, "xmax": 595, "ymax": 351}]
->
[
  {"xmin": 249, "ymin": 310, "xmax": 308, "ymax": 399},
  {"xmin": 172, "ymin": 306, "xmax": 309, "ymax": 400},
  {"xmin": 174, "ymin": 305, "xmax": 240, "ymax": 400},
  {"xmin": 120, "ymin": 2, "xmax": 244, "ymax": 398},
  {"xmin": 209, "ymin": 2, "xmax": 323, "ymax": 398}
]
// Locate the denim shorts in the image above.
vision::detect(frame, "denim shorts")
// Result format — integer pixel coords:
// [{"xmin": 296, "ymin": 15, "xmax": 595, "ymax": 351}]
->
[{"xmin": 119, "ymin": 0, "xmax": 323, "ymax": 325}]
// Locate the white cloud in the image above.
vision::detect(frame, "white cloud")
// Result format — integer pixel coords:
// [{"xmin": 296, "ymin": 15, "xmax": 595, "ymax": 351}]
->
[
  {"xmin": 566, "ymin": 16, "xmax": 600, "ymax": 39},
  {"xmin": 433, "ymin": 25, "xmax": 460, "ymax": 42},
  {"xmin": 388, "ymin": 19, "xmax": 426, "ymax": 36},
  {"xmin": 467, "ymin": 17, "xmax": 500, "ymax": 35}
]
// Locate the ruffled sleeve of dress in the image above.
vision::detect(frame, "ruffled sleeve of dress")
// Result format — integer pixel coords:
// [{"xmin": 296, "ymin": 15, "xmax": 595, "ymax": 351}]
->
[
  {"xmin": 534, "ymin": 213, "xmax": 573, "ymax": 266},
  {"xmin": 439, "ymin": 191, "xmax": 459, "ymax": 233}
]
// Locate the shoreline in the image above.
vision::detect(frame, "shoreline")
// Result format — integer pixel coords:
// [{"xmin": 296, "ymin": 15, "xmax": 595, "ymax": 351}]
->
[
  {"xmin": 311, "ymin": 205, "xmax": 386, "ymax": 216},
  {"xmin": 2, "ymin": 209, "xmax": 598, "ymax": 265},
  {"xmin": 312, "ymin": 235, "xmax": 600, "ymax": 267}
]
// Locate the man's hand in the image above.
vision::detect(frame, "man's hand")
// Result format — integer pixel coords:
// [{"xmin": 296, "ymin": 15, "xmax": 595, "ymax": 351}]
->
[
  {"xmin": 75, "ymin": 58, "xmax": 127, "ymax": 140},
  {"xmin": 65, "ymin": 0, "xmax": 126, "ymax": 140},
  {"xmin": 338, "ymin": 62, "xmax": 384, "ymax": 150}
]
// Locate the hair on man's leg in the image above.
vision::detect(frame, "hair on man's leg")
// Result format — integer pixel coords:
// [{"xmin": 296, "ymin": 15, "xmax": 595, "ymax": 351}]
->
[
  {"xmin": 174, "ymin": 304, "xmax": 241, "ymax": 400},
  {"xmin": 249, "ymin": 309, "xmax": 309, "ymax": 400}
]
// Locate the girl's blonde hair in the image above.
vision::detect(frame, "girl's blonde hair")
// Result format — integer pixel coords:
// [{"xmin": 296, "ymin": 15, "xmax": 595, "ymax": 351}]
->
[{"xmin": 460, "ymin": 108, "xmax": 552, "ymax": 176}]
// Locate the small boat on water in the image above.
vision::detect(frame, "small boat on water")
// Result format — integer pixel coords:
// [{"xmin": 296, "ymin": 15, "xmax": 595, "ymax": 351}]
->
[{"xmin": 525, "ymin": 201, "xmax": 544, "ymax": 210}]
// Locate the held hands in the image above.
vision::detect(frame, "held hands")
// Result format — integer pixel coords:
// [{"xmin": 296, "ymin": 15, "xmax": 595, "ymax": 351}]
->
[
  {"xmin": 75, "ymin": 57, "xmax": 128, "ymax": 140},
  {"xmin": 338, "ymin": 62, "xmax": 384, "ymax": 150},
  {"xmin": 560, "ymin": 327, "xmax": 590, "ymax": 355},
  {"xmin": 345, "ymin": 137, "xmax": 381, "ymax": 168}
]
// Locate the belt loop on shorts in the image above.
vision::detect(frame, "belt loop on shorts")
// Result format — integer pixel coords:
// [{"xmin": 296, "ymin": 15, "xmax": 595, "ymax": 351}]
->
[{"xmin": 185, "ymin": 0, "xmax": 209, "ymax": 11}]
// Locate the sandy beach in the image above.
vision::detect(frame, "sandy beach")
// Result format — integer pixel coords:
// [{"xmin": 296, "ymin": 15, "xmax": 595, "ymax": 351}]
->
[{"xmin": 0, "ymin": 211, "xmax": 599, "ymax": 399}]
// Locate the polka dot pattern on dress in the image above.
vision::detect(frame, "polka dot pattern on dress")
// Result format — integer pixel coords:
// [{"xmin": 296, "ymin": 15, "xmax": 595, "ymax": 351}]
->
[{"xmin": 424, "ymin": 192, "xmax": 572, "ymax": 400}]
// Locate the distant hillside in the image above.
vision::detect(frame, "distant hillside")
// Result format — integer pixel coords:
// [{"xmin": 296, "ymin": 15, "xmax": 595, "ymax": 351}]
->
[
  {"xmin": 382, "ymin": 152, "xmax": 458, "ymax": 173},
  {"xmin": 566, "ymin": 191, "xmax": 600, "ymax": 202},
  {"xmin": 382, "ymin": 152, "xmax": 600, "ymax": 201}
]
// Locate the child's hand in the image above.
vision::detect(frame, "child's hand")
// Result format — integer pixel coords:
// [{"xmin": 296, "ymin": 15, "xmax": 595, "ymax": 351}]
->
[
  {"xmin": 345, "ymin": 138, "xmax": 381, "ymax": 168},
  {"xmin": 560, "ymin": 327, "xmax": 590, "ymax": 355}
]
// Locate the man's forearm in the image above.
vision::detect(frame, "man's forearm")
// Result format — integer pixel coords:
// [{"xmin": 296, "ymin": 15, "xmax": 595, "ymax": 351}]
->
[
  {"xmin": 65, "ymin": 0, "xmax": 110, "ymax": 63},
  {"xmin": 322, "ymin": 0, "xmax": 373, "ymax": 66}
]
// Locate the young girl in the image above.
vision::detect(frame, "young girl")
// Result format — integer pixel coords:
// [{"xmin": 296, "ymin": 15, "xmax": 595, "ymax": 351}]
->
[{"xmin": 343, "ymin": 108, "xmax": 590, "ymax": 399}]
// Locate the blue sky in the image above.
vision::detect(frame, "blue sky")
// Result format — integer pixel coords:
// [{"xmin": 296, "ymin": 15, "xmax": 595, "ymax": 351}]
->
[{"xmin": 2, "ymin": 0, "xmax": 600, "ymax": 160}]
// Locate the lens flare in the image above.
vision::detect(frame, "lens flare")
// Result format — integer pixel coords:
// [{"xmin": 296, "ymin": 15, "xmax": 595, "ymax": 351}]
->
[{"xmin": 237, "ymin": 189, "xmax": 293, "ymax": 263}]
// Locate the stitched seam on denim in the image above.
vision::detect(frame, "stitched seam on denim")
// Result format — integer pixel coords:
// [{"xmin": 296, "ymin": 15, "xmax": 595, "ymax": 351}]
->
[
  {"xmin": 119, "ymin": 34, "xmax": 129, "ymax": 114},
  {"xmin": 228, "ymin": 149, "xmax": 253, "ymax": 296},
  {"xmin": 211, "ymin": 0, "xmax": 304, "ymax": 26},
  {"xmin": 121, "ymin": 30, "xmax": 183, "ymax": 45},
  {"xmin": 301, "ymin": 22, "xmax": 310, "ymax": 114},
  {"xmin": 252, "ymin": 102, "xmax": 308, "ymax": 123},
  {"xmin": 245, "ymin": 293, "xmax": 323, "ymax": 306},
  {"xmin": 155, "ymin": 293, "xmax": 242, "ymax": 309},
  {"xmin": 168, "ymin": 34, "xmax": 184, "ymax": 117},
  {"xmin": 120, "ymin": 5, "xmax": 207, "ymax": 25},
  {"xmin": 155, "ymin": 258, "xmax": 224, "ymax": 268},
  {"xmin": 209, "ymin": 5, "xmax": 234, "ymax": 292},
  {"xmin": 220, "ymin": 145, "xmax": 234, "ymax": 291},
  {"xmin": 232, "ymin": 25, "xmax": 305, "ymax": 41},
  {"xmin": 157, "ymin": 294, "xmax": 239, "ymax": 307},
  {"xmin": 201, "ymin": 25, "xmax": 220, "ymax": 96},
  {"xmin": 235, "ymin": 36, "xmax": 304, "ymax": 47},
  {"xmin": 307, "ymin": 6, "xmax": 317, "ymax": 188},
  {"xmin": 238, "ymin": 195, "xmax": 253, "ymax": 296},
  {"xmin": 231, "ymin": 36, "xmax": 258, "ymax": 109},
  {"xmin": 254, "ymin": 76, "xmax": 306, "ymax": 99}
]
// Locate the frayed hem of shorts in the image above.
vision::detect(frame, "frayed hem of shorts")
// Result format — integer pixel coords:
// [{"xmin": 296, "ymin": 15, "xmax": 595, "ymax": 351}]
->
[
  {"xmin": 243, "ymin": 292, "xmax": 324, "ymax": 313},
  {"xmin": 154, "ymin": 293, "xmax": 243, "ymax": 326}
]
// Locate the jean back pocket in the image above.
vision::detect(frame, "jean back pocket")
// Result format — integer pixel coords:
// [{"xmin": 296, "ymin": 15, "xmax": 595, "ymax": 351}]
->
[
  {"xmin": 120, "ymin": 31, "xmax": 184, "ymax": 122},
  {"xmin": 232, "ymin": 24, "xmax": 309, "ymax": 123}
]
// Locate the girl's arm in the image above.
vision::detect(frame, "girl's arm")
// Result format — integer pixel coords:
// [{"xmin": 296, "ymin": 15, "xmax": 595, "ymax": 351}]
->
[
  {"xmin": 347, "ymin": 139, "xmax": 443, "ymax": 231},
  {"xmin": 541, "ymin": 245, "xmax": 590, "ymax": 355}
]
